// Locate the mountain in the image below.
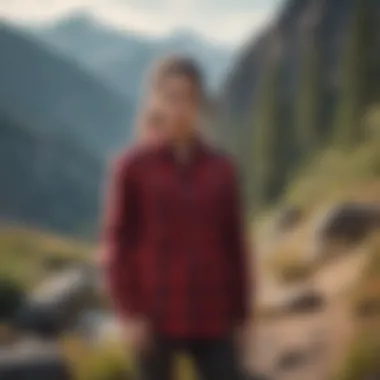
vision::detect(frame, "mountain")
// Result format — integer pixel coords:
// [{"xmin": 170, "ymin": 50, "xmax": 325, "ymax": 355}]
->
[
  {"xmin": 0, "ymin": 19, "xmax": 230, "ymax": 237},
  {"xmin": 0, "ymin": 23, "xmax": 129, "ymax": 235},
  {"xmin": 0, "ymin": 23, "xmax": 132, "ymax": 157},
  {"xmin": 0, "ymin": 106, "xmax": 103, "ymax": 237},
  {"xmin": 219, "ymin": 0, "xmax": 380, "ymax": 212},
  {"xmin": 29, "ymin": 13, "xmax": 233, "ymax": 99}
]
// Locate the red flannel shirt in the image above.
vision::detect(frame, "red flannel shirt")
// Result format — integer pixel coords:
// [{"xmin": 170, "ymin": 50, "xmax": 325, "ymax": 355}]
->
[{"xmin": 101, "ymin": 139, "xmax": 252, "ymax": 338}]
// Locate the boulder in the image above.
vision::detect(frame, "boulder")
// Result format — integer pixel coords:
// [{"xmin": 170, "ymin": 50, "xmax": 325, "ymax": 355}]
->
[
  {"xmin": 0, "ymin": 340, "xmax": 72, "ymax": 380},
  {"xmin": 310, "ymin": 202, "xmax": 380, "ymax": 262},
  {"xmin": 275, "ymin": 348, "xmax": 312, "ymax": 372},
  {"xmin": 0, "ymin": 279, "xmax": 25, "ymax": 323},
  {"xmin": 15, "ymin": 265, "xmax": 100, "ymax": 337},
  {"xmin": 275, "ymin": 340, "xmax": 325, "ymax": 373},
  {"xmin": 282, "ymin": 288, "xmax": 325, "ymax": 314},
  {"xmin": 317, "ymin": 203, "xmax": 380, "ymax": 245}
]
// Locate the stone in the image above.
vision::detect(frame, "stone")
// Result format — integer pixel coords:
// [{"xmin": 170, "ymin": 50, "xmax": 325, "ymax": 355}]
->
[
  {"xmin": 276, "ymin": 349, "xmax": 310, "ymax": 371},
  {"xmin": 317, "ymin": 202, "xmax": 380, "ymax": 246},
  {"xmin": 15, "ymin": 265, "xmax": 100, "ymax": 337},
  {"xmin": 283, "ymin": 288, "xmax": 325, "ymax": 314},
  {"xmin": 0, "ymin": 339, "xmax": 72, "ymax": 380}
]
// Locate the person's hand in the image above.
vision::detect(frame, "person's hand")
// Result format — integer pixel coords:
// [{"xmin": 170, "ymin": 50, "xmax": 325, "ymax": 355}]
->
[{"xmin": 122, "ymin": 316, "xmax": 151, "ymax": 354}]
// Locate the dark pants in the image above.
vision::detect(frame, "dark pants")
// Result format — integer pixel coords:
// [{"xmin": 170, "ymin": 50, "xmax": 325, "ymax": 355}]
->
[{"xmin": 136, "ymin": 334, "xmax": 244, "ymax": 380}]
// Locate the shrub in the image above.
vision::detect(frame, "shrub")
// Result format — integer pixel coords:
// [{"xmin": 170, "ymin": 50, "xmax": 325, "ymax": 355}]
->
[{"xmin": 0, "ymin": 277, "xmax": 25, "ymax": 322}]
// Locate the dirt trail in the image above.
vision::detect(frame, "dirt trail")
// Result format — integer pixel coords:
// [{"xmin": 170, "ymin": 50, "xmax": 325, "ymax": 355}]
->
[{"xmin": 250, "ymin": 251, "xmax": 368, "ymax": 380}]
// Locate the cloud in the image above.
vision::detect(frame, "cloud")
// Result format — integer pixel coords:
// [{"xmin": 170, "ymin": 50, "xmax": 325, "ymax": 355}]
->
[
  {"xmin": 0, "ymin": 0, "xmax": 95, "ymax": 22},
  {"xmin": 0, "ymin": 0, "xmax": 281, "ymax": 45}
]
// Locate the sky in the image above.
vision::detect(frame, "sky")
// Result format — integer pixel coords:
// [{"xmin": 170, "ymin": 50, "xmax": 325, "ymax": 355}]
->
[{"xmin": 0, "ymin": 0, "xmax": 284, "ymax": 46}]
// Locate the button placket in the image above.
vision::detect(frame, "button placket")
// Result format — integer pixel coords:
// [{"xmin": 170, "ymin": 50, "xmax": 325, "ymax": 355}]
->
[
  {"xmin": 180, "ymin": 163, "xmax": 199, "ymax": 328},
  {"xmin": 154, "ymin": 187, "xmax": 170, "ymax": 325}
]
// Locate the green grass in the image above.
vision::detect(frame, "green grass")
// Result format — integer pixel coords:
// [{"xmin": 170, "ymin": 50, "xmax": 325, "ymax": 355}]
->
[
  {"xmin": 335, "ymin": 238, "xmax": 380, "ymax": 380},
  {"xmin": 62, "ymin": 335, "xmax": 197, "ymax": 380},
  {"xmin": 334, "ymin": 331, "xmax": 380, "ymax": 380},
  {"xmin": 285, "ymin": 138, "xmax": 380, "ymax": 212},
  {"xmin": 0, "ymin": 226, "xmax": 91, "ymax": 287},
  {"xmin": 0, "ymin": 226, "xmax": 197, "ymax": 380}
]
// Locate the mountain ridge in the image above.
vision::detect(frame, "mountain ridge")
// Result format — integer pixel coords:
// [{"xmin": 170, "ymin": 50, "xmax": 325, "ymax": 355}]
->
[
  {"xmin": 0, "ymin": 22, "xmax": 132, "ymax": 157},
  {"xmin": 219, "ymin": 0, "xmax": 380, "ymax": 212},
  {"xmin": 26, "ymin": 12, "xmax": 233, "ymax": 95}
]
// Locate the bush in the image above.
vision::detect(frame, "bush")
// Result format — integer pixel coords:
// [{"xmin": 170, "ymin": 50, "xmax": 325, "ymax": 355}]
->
[{"xmin": 0, "ymin": 277, "xmax": 25, "ymax": 322}]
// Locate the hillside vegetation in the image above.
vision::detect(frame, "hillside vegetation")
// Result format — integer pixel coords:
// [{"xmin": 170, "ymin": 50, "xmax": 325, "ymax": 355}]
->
[
  {"xmin": 0, "ymin": 226, "xmax": 90, "ymax": 288},
  {"xmin": 220, "ymin": 0, "xmax": 380, "ymax": 214}
]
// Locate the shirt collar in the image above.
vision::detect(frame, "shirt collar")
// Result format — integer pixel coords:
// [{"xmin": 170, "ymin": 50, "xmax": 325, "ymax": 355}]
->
[{"xmin": 157, "ymin": 135, "xmax": 209, "ymax": 163}]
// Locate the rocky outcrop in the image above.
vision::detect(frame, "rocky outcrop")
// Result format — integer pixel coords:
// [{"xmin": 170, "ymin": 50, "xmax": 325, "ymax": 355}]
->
[
  {"xmin": 311, "ymin": 203, "xmax": 380, "ymax": 261},
  {"xmin": 317, "ymin": 203, "xmax": 380, "ymax": 245},
  {"xmin": 15, "ymin": 266, "xmax": 100, "ymax": 338}
]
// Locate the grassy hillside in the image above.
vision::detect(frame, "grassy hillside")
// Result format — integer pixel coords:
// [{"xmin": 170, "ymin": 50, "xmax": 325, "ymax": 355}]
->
[
  {"xmin": 0, "ymin": 226, "xmax": 91, "ymax": 288},
  {"xmin": 333, "ymin": 238, "xmax": 380, "ymax": 380}
]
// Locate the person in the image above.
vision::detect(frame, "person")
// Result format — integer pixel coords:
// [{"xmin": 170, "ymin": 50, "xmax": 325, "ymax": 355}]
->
[
  {"xmin": 101, "ymin": 56, "xmax": 254, "ymax": 380},
  {"xmin": 135, "ymin": 99, "xmax": 168, "ymax": 145}
]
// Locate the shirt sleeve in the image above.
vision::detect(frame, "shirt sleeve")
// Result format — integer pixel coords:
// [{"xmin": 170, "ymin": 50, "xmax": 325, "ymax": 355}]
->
[
  {"xmin": 100, "ymin": 154, "xmax": 141, "ymax": 318},
  {"xmin": 225, "ymin": 161, "xmax": 253, "ymax": 325}
]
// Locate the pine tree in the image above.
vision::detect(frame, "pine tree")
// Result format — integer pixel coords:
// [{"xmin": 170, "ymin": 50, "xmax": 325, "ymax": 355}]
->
[
  {"xmin": 250, "ymin": 31, "xmax": 283, "ymax": 209},
  {"xmin": 295, "ymin": 20, "xmax": 322, "ymax": 156},
  {"xmin": 333, "ymin": 0, "xmax": 372, "ymax": 146}
]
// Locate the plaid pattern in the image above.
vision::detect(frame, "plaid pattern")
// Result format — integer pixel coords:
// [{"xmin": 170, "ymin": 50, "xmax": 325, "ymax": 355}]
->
[{"xmin": 102, "ymin": 140, "xmax": 251, "ymax": 338}]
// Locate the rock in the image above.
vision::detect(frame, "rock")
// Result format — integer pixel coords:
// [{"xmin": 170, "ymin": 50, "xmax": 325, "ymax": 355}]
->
[
  {"xmin": 75, "ymin": 310, "xmax": 122, "ymax": 344},
  {"xmin": 0, "ymin": 278, "xmax": 25, "ymax": 323},
  {"xmin": 0, "ymin": 339, "xmax": 72, "ymax": 380},
  {"xmin": 15, "ymin": 305, "xmax": 63, "ymax": 339},
  {"xmin": 276, "ymin": 349, "xmax": 310, "ymax": 372},
  {"xmin": 283, "ymin": 288, "xmax": 325, "ymax": 314},
  {"xmin": 275, "ymin": 341, "xmax": 324, "ymax": 373},
  {"xmin": 15, "ymin": 265, "xmax": 100, "ymax": 337},
  {"xmin": 316, "ymin": 202, "xmax": 380, "ymax": 246}
]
